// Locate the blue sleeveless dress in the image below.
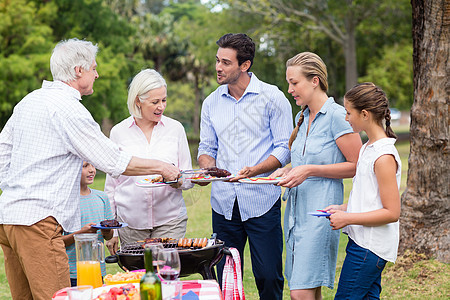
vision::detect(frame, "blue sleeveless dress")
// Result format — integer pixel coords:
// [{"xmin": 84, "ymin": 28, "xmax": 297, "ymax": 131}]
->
[{"xmin": 284, "ymin": 97, "xmax": 353, "ymax": 290}]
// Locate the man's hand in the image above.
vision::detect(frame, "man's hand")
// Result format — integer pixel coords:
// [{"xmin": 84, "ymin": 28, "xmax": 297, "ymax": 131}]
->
[
  {"xmin": 229, "ymin": 166, "xmax": 257, "ymax": 181},
  {"xmin": 106, "ymin": 236, "xmax": 119, "ymax": 255}
]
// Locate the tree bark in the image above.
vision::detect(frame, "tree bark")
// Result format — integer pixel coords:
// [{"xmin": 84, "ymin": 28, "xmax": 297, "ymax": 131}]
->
[
  {"xmin": 344, "ymin": 11, "xmax": 358, "ymax": 91},
  {"xmin": 399, "ymin": 0, "xmax": 449, "ymax": 262}
]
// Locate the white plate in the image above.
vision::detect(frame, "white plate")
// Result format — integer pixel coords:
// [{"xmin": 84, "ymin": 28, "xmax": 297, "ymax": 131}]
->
[
  {"xmin": 238, "ymin": 177, "xmax": 282, "ymax": 184},
  {"xmin": 93, "ymin": 283, "xmax": 139, "ymax": 298},
  {"xmin": 135, "ymin": 175, "xmax": 167, "ymax": 188},
  {"xmin": 188, "ymin": 175, "xmax": 234, "ymax": 183}
]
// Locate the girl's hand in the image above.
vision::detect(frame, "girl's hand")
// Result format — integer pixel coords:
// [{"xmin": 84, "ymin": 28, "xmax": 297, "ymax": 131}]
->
[
  {"xmin": 323, "ymin": 204, "xmax": 345, "ymax": 212},
  {"xmin": 278, "ymin": 165, "xmax": 311, "ymax": 188},
  {"xmin": 81, "ymin": 222, "xmax": 98, "ymax": 234},
  {"xmin": 270, "ymin": 167, "xmax": 291, "ymax": 179},
  {"xmin": 328, "ymin": 210, "xmax": 349, "ymax": 230}
]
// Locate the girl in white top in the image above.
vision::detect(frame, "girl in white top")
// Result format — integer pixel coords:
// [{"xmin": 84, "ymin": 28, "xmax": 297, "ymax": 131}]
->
[{"xmin": 325, "ymin": 82, "xmax": 401, "ymax": 299}]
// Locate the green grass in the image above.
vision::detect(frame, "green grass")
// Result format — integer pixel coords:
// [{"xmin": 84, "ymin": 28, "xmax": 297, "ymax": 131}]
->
[{"xmin": 1, "ymin": 140, "xmax": 449, "ymax": 299}]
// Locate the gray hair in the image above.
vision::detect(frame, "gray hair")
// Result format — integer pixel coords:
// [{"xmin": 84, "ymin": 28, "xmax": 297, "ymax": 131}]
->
[
  {"xmin": 50, "ymin": 38, "xmax": 98, "ymax": 82},
  {"xmin": 127, "ymin": 69, "xmax": 167, "ymax": 119}
]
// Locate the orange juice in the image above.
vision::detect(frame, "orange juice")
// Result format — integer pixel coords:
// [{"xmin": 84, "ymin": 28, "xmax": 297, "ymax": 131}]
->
[{"xmin": 77, "ymin": 261, "xmax": 102, "ymax": 288}]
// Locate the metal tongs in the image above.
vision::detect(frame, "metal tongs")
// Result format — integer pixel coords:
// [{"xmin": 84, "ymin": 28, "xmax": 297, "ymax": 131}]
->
[
  {"xmin": 165, "ymin": 168, "xmax": 207, "ymax": 183},
  {"xmin": 206, "ymin": 233, "xmax": 218, "ymax": 247},
  {"xmin": 180, "ymin": 168, "xmax": 208, "ymax": 175}
]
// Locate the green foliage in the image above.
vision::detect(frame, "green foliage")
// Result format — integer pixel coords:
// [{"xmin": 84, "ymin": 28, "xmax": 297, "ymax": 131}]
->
[
  {"xmin": 165, "ymin": 81, "xmax": 196, "ymax": 130},
  {"xmin": 0, "ymin": 0, "xmax": 56, "ymax": 126},
  {"xmin": 360, "ymin": 43, "xmax": 413, "ymax": 110},
  {"xmin": 0, "ymin": 0, "xmax": 414, "ymax": 131},
  {"xmin": 83, "ymin": 46, "xmax": 131, "ymax": 124}
]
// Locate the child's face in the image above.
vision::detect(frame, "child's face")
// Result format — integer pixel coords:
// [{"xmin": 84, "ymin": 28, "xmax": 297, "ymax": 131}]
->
[
  {"xmin": 344, "ymin": 99, "xmax": 365, "ymax": 133},
  {"xmin": 81, "ymin": 161, "xmax": 96, "ymax": 186}
]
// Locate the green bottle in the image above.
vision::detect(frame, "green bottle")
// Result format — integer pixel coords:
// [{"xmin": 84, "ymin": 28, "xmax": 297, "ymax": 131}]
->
[{"xmin": 140, "ymin": 247, "xmax": 162, "ymax": 300}]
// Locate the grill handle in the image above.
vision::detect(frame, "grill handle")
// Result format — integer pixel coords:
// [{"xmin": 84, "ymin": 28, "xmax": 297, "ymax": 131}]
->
[
  {"xmin": 105, "ymin": 255, "xmax": 119, "ymax": 264},
  {"xmin": 222, "ymin": 247, "xmax": 232, "ymax": 256}
]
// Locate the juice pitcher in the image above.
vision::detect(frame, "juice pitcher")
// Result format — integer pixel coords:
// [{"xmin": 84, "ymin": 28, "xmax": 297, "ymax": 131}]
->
[{"xmin": 74, "ymin": 233, "xmax": 104, "ymax": 288}]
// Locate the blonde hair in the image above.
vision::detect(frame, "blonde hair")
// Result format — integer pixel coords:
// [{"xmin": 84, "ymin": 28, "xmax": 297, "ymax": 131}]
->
[
  {"xmin": 344, "ymin": 82, "xmax": 397, "ymax": 138},
  {"xmin": 286, "ymin": 52, "xmax": 329, "ymax": 149},
  {"xmin": 127, "ymin": 69, "xmax": 167, "ymax": 119}
]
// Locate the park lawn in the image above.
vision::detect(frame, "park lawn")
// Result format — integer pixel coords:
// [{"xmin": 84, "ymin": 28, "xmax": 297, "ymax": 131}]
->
[{"xmin": 0, "ymin": 140, "xmax": 449, "ymax": 299}]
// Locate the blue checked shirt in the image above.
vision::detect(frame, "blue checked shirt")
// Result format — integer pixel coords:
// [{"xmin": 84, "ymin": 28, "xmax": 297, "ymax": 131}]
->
[{"xmin": 198, "ymin": 73, "xmax": 293, "ymax": 221}]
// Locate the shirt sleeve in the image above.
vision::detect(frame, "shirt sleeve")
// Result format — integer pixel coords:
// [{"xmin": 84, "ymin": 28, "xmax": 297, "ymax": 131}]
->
[
  {"xmin": 197, "ymin": 98, "xmax": 218, "ymax": 160},
  {"xmin": 53, "ymin": 106, "xmax": 131, "ymax": 178},
  {"xmin": 268, "ymin": 91, "xmax": 293, "ymax": 166},
  {"xmin": 331, "ymin": 105, "xmax": 354, "ymax": 140},
  {"xmin": 0, "ymin": 117, "xmax": 13, "ymax": 186}
]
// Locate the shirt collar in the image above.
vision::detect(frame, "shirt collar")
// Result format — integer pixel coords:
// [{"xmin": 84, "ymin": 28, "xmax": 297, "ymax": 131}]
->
[
  {"xmin": 127, "ymin": 115, "xmax": 167, "ymax": 128},
  {"xmin": 42, "ymin": 80, "xmax": 82, "ymax": 101},
  {"xmin": 366, "ymin": 137, "xmax": 397, "ymax": 148},
  {"xmin": 318, "ymin": 97, "xmax": 336, "ymax": 114},
  {"xmin": 219, "ymin": 72, "xmax": 261, "ymax": 99},
  {"xmin": 303, "ymin": 97, "xmax": 335, "ymax": 117}
]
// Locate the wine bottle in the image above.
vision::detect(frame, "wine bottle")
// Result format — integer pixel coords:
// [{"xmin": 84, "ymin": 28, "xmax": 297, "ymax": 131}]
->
[{"xmin": 140, "ymin": 247, "xmax": 162, "ymax": 300}]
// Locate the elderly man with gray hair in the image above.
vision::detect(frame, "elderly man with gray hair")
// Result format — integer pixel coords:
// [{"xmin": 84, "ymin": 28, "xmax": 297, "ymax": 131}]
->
[{"xmin": 0, "ymin": 38, "xmax": 179, "ymax": 299}]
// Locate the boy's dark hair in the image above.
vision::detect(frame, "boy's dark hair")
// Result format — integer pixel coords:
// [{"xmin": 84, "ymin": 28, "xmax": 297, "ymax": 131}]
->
[{"xmin": 216, "ymin": 33, "xmax": 255, "ymax": 71}]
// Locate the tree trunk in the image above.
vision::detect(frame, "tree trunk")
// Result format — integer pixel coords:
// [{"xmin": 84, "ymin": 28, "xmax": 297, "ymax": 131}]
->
[
  {"xmin": 344, "ymin": 11, "xmax": 358, "ymax": 91},
  {"xmin": 399, "ymin": 0, "xmax": 449, "ymax": 262}
]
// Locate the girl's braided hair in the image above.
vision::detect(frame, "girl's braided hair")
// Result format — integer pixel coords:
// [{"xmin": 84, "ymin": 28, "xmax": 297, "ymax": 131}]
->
[{"xmin": 344, "ymin": 82, "xmax": 397, "ymax": 139}]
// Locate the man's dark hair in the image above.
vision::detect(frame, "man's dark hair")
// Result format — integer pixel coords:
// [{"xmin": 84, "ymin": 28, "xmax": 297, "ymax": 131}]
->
[{"xmin": 216, "ymin": 33, "xmax": 255, "ymax": 71}]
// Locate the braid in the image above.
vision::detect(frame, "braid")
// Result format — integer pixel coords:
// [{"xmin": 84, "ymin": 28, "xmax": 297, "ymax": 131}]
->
[
  {"xmin": 345, "ymin": 82, "xmax": 398, "ymax": 139},
  {"xmin": 288, "ymin": 105, "xmax": 308, "ymax": 149},
  {"xmin": 385, "ymin": 109, "xmax": 397, "ymax": 138}
]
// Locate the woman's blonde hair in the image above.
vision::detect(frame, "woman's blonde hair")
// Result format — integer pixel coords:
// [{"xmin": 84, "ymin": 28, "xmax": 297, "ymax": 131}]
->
[
  {"xmin": 286, "ymin": 52, "xmax": 328, "ymax": 149},
  {"xmin": 127, "ymin": 69, "xmax": 166, "ymax": 119},
  {"xmin": 345, "ymin": 82, "xmax": 397, "ymax": 138}
]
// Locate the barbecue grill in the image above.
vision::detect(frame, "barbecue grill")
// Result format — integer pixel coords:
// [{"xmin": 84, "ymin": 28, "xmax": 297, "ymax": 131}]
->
[{"xmin": 105, "ymin": 238, "xmax": 229, "ymax": 280}]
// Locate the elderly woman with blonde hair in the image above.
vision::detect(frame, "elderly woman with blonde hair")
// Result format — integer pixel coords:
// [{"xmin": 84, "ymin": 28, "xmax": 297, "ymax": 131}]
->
[{"xmin": 105, "ymin": 69, "xmax": 193, "ymax": 254}]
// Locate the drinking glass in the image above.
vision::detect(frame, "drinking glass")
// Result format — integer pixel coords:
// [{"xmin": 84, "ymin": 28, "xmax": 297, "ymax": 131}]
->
[
  {"xmin": 157, "ymin": 249, "xmax": 181, "ymax": 300},
  {"xmin": 67, "ymin": 285, "xmax": 93, "ymax": 300},
  {"xmin": 144, "ymin": 242, "xmax": 164, "ymax": 273}
]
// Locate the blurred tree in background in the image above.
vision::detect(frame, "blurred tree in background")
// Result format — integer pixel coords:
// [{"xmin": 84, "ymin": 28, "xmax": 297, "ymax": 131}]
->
[{"xmin": 0, "ymin": 0, "xmax": 413, "ymax": 134}]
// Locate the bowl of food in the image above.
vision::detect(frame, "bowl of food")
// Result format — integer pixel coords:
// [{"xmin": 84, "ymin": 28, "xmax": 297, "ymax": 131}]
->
[{"xmin": 104, "ymin": 271, "xmax": 145, "ymax": 285}]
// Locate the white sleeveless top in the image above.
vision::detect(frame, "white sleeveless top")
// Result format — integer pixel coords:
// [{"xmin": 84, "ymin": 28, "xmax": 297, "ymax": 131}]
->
[{"xmin": 343, "ymin": 138, "xmax": 401, "ymax": 262}]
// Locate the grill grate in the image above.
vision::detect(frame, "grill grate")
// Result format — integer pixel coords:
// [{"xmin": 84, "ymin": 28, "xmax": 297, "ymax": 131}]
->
[{"xmin": 118, "ymin": 240, "xmax": 222, "ymax": 255}]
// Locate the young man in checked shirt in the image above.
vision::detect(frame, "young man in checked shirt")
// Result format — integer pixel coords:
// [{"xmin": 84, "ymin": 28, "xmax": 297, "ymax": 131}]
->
[{"xmin": 0, "ymin": 38, "xmax": 179, "ymax": 300}]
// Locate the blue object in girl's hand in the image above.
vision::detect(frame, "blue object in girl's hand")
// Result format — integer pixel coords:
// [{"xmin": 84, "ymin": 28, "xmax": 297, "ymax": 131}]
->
[{"xmin": 307, "ymin": 211, "xmax": 331, "ymax": 217}]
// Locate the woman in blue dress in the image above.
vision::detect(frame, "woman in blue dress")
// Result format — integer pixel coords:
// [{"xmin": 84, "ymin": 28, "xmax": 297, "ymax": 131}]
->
[{"xmin": 272, "ymin": 52, "xmax": 362, "ymax": 300}]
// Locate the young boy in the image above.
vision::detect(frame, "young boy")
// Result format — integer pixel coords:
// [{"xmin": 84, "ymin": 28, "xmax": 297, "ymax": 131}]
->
[{"xmin": 62, "ymin": 161, "xmax": 114, "ymax": 286}]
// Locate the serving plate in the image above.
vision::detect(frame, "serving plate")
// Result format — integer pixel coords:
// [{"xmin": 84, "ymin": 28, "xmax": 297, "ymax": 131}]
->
[
  {"xmin": 93, "ymin": 283, "xmax": 139, "ymax": 298},
  {"xmin": 188, "ymin": 175, "xmax": 234, "ymax": 183},
  {"xmin": 238, "ymin": 177, "xmax": 282, "ymax": 184},
  {"xmin": 91, "ymin": 222, "xmax": 128, "ymax": 230},
  {"xmin": 135, "ymin": 175, "xmax": 168, "ymax": 188}
]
